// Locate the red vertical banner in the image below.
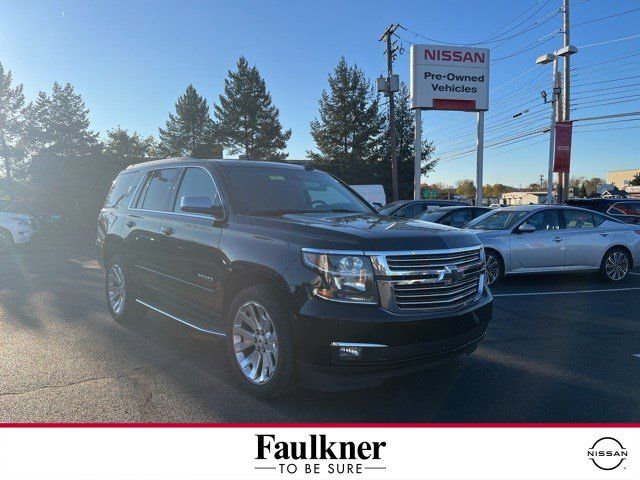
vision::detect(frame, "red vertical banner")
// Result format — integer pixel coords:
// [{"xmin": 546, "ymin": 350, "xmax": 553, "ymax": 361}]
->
[{"xmin": 553, "ymin": 121, "xmax": 573, "ymax": 173}]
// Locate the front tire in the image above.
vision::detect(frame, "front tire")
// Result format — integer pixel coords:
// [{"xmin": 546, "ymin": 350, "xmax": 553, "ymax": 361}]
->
[
  {"xmin": 226, "ymin": 285, "xmax": 295, "ymax": 397},
  {"xmin": 105, "ymin": 255, "xmax": 147, "ymax": 323},
  {"xmin": 600, "ymin": 248, "xmax": 631, "ymax": 283},
  {"xmin": 485, "ymin": 250, "xmax": 504, "ymax": 286}
]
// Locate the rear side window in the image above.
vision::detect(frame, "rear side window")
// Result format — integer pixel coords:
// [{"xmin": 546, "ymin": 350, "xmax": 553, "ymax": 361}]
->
[
  {"xmin": 137, "ymin": 168, "xmax": 179, "ymax": 211},
  {"xmin": 564, "ymin": 209, "xmax": 595, "ymax": 229},
  {"xmin": 609, "ymin": 202, "xmax": 640, "ymax": 216},
  {"xmin": 104, "ymin": 171, "xmax": 141, "ymax": 209},
  {"xmin": 173, "ymin": 168, "xmax": 222, "ymax": 212}
]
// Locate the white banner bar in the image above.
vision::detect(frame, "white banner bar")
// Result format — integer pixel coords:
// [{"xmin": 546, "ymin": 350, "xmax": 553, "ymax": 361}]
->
[{"xmin": 0, "ymin": 427, "xmax": 638, "ymax": 480}]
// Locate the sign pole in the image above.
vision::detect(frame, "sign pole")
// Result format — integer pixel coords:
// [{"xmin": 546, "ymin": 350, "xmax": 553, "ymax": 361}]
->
[
  {"xmin": 546, "ymin": 59, "xmax": 559, "ymax": 205},
  {"xmin": 414, "ymin": 108, "xmax": 422, "ymax": 200},
  {"xmin": 475, "ymin": 111, "xmax": 484, "ymax": 206}
]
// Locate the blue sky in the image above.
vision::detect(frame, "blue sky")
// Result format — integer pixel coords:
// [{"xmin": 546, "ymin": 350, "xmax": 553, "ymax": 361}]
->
[{"xmin": 1, "ymin": 0, "xmax": 639, "ymax": 186}]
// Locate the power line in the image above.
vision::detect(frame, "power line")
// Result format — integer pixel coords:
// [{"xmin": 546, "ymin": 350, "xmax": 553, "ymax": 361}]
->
[
  {"xmin": 580, "ymin": 33, "xmax": 640, "ymax": 49},
  {"xmin": 572, "ymin": 111, "xmax": 640, "ymax": 122},
  {"xmin": 573, "ymin": 74, "xmax": 640, "ymax": 87},
  {"xmin": 572, "ymin": 52, "xmax": 640, "ymax": 71},
  {"xmin": 573, "ymin": 82, "xmax": 640, "ymax": 95},
  {"xmin": 490, "ymin": 30, "xmax": 561, "ymax": 62},
  {"xmin": 573, "ymin": 6, "xmax": 640, "ymax": 28}
]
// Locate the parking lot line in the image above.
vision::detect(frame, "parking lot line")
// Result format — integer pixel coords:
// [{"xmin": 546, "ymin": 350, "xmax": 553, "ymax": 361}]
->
[{"xmin": 493, "ymin": 287, "xmax": 640, "ymax": 298}]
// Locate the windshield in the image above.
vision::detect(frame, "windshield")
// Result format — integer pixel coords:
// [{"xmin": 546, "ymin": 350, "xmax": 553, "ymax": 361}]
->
[
  {"xmin": 466, "ymin": 210, "xmax": 529, "ymax": 230},
  {"xmin": 222, "ymin": 166, "xmax": 374, "ymax": 215}
]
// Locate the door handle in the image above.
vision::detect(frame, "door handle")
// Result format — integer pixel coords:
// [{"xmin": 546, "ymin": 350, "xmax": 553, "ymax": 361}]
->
[
  {"xmin": 553, "ymin": 237, "xmax": 564, "ymax": 242},
  {"xmin": 599, "ymin": 232, "xmax": 611, "ymax": 237},
  {"xmin": 125, "ymin": 220, "xmax": 136, "ymax": 228},
  {"xmin": 161, "ymin": 227, "xmax": 175, "ymax": 236}
]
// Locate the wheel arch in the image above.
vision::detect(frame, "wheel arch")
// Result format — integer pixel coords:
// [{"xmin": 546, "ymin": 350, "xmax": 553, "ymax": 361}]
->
[
  {"xmin": 602, "ymin": 244, "xmax": 634, "ymax": 270},
  {"xmin": 222, "ymin": 262, "xmax": 292, "ymax": 317},
  {"xmin": 101, "ymin": 234, "xmax": 126, "ymax": 268}
]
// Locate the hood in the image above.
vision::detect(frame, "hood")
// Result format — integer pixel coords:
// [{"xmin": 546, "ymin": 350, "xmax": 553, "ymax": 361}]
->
[
  {"xmin": 464, "ymin": 228, "xmax": 501, "ymax": 239},
  {"xmin": 247, "ymin": 212, "xmax": 482, "ymax": 251}
]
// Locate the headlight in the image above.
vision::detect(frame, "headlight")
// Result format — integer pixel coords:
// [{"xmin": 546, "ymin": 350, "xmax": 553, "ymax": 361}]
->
[
  {"xmin": 302, "ymin": 248, "xmax": 378, "ymax": 304},
  {"xmin": 11, "ymin": 216, "xmax": 30, "ymax": 226}
]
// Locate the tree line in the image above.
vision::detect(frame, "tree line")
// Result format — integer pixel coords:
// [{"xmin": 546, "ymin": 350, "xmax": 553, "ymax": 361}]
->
[{"xmin": 0, "ymin": 56, "xmax": 438, "ymax": 229}]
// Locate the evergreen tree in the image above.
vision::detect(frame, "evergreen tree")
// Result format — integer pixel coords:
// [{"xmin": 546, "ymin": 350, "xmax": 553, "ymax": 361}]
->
[
  {"xmin": 308, "ymin": 57, "xmax": 384, "ymax": 184},
  {"xmin": 381, "ymin": 83, "xmax": 437, "ymax": 199},
  {"xmin": 214, "ymin": 56, "xmax": 291, "ymax": 160},
  {"xmin": 158, "ymin": 84, "xmax": 220, "ymax": 158},
  {"xmin": 104, "ymin": 126, "xmax": 158, "ymax": 167},
  {"xmin": 0, "ymin": 63, "xmax": 27, "ymax": 181},
  {"xmin": 629, "ymin": 173, "xmax": 640, "ymax": 187},
  {"xmin": 25, "ymin": 82, "xmax": 101, "ymax": 158}
]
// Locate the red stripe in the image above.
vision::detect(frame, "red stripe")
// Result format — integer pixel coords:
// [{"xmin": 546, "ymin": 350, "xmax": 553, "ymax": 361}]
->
[
  {"xmin": 433, "ymin": 99, "xmax": 477, "ymax": 111},
  {"xmin": 1, "ymin": 423, "xmax": 638, "ymax": 428}
]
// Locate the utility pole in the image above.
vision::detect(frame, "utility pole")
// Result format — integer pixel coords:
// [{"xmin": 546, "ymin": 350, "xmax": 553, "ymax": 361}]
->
[
  {"xmin": 379, "ymin": 24, "xmax": 400, "ymax": 201},
  {"xmin": 561, "ymin": 0, "xmax": 571, "ymax": 202}
]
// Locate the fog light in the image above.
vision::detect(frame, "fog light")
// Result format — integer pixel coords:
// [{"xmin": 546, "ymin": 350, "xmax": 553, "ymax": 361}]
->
[{"xmin": 338, "ymin": 346, "xmax": 362, "ymax": 358}]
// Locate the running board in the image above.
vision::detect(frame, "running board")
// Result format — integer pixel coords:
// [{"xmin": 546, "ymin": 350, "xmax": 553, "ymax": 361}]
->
[{"xmin": 135, "ymin": 299, "xmax": 226, "ymax": 337}]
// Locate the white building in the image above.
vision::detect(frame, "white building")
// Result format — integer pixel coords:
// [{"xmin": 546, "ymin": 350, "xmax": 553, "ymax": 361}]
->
[{"xmin": 501, "ymin": 191, "xmax": 549, "ymax": 206}]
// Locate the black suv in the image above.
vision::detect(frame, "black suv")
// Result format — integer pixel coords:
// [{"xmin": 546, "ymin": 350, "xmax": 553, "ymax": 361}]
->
[
  {"xmin": 97, "ymin": 158, "xmax": 492, "ymax": 396},
  {"xmin": 565, "ymin": 198, "xmax": 640, "ymax": 225}
]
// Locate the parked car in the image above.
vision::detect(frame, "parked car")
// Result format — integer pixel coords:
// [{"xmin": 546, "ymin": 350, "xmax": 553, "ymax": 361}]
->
[
  {"xmin": 565, "ymin": 198, "xmax": 640, "ymax": 224},
  {"xmin": 465, "ymin": 205, "xmax": 640, "ymax": 285},
  {"xmin": 379, "ymin": 199, "xmax": 463, "ymax": 218},
  {"xmin": 97, "ymin": 158, "xmax": 493, "ymax": 397},
  {"xmin": 415, "ymin": 206, "xmax": 492, "ymax": 228},
  {"xmin": 0, "ymin": 210, "xmax": 39, "ymax": 253}
]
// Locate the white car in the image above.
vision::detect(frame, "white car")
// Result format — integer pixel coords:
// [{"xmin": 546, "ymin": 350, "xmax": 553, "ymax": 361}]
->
[{"xmin": 0, "ymin": 211, "xmax": 39, "ymax": 252}]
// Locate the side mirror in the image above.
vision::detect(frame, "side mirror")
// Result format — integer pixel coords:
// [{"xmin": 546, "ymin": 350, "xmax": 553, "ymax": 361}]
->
[
  {"xmin": 517, "ymin": 223, "xmax": 536, "ymax": 234},
  {"xmin": 180, "ymin": 196, "xmax": 224, "ymax": 219}
]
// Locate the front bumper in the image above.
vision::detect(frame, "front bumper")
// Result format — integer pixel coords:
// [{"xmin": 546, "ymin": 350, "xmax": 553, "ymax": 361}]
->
[{"xmin": 291, "ymin": 290, "xmax": 493, "ymax": 391}]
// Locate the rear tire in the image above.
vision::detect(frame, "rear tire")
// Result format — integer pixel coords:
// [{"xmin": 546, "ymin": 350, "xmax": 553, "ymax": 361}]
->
[
  {"xmin": 105, "ymin": 255, "xmax": 147, "ymax": 323},
  {"xmin": 0, "ymin": 228, "xmax": 14, "ymax": 254},
  {"xmin": 600, "ymin": 247, "xmax": 631, "ymax": 283},
  {"xmin": 485, "ymin": 250, "xmax": 504, "ymax": 286},
  {"xmin": 226, "ymin": 285, "xmax": 296, "ymax": 397}
]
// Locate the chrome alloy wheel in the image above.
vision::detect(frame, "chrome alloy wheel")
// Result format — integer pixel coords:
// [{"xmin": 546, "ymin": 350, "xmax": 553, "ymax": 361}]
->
[
  {"xmin": 232, "ymin": 301, "xmax": 278, "ymax": 385},
  {"xmin": 485, "ymin": 254, "xmax": 500, "ymax": 286},
  {"xmin": 605, "ymin": 251, "xmax": 629, "ymax": 281},
  {"xmin": 107, "ymin": 264, "xmax": 126, "ymax": 315},
  {"xmin": 0, "ymin": 232, "xmax": 9, "ymax": 253}
]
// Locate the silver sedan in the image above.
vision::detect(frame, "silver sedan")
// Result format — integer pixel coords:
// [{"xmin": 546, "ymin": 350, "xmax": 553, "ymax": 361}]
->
[{"xmin": 464, "ymin": 205, "xmax": 640, "ymax": 285}]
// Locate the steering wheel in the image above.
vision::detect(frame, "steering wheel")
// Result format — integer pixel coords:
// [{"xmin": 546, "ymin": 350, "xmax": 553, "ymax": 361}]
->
[{"xmin": 311, "ymin": 200, "xmax": 327, "ymax": 209}]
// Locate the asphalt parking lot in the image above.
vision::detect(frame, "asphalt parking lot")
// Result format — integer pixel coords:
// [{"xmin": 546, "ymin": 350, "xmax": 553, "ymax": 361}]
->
[{"xmin": 1, "ymin": 243, "xmax": 640, "ymax": 423}]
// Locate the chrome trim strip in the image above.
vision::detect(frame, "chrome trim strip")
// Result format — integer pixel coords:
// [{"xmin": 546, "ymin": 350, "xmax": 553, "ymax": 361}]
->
[
  {"xmin": 134, "ymin": 265, "xmax": 215, "ymax": 292},
  {"xmin": 364, "ymin": 245, "xmax": 482, "ymax": 256},
  {"xmin": 330, "ymin": 342, "xmax": 388, "ymax": 348},
  {"xmin": 135, "ymin": 299, "xmax": 226, "ymax": 336},
  {"xmin": 301, "ymin": 247, "xmax": 366, "ymax": 256}
]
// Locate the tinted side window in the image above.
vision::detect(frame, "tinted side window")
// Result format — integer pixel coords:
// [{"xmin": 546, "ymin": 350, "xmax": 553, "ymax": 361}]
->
[
  {"xmin": 526, "ymin": 210, "xmax": 560, "ymax": 231},
  {"xmin": 564, "ymin": 209, "xmax": 595, "ymax": 229},
  {"xmin": 395, "ymin": 204, "xmax": 414, "ymax": 217},
  {"xmin": 609, "ymin": 202, "xmax": 640, "ymax": 216},
  {"xmin": 592, "ymin": 213, "xmax": 607, "ymax": 227},
  {"xmin": 137, "ymin": 168, "xmax": 179, "ymax": 211},
  {"xmin": 173, "ymin": 168, "xmax": 222, "ymax": 212},
  {"xmin": 104, "ymin": 171, "xmax": 141, "ymax": 208}
]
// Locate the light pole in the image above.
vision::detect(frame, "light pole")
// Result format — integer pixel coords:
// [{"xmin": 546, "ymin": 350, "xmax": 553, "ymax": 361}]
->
[
  {"xmin": 536, "ymin": 52, "xmax": 560, "ymax": 205},
  {"xmin": 536, "ymin": 45, "xmax": 577, "ymax": 205}
]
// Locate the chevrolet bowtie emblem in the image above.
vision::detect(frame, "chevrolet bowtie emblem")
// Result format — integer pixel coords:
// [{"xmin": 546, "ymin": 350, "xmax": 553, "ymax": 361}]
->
[{"xmin": 438, "ymin": 266, "xmax": 462, "ymax": 284}]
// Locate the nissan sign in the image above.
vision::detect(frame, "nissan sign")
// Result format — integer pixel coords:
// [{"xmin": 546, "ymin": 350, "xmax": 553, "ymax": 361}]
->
[{"xmin": 410, "ymin": 44, "xmax": 490, "ymax": 111}]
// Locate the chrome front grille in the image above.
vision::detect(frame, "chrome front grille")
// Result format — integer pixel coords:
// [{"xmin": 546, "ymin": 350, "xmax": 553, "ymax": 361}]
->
[
  {"xmin": 391, "ymin": 262, "xmax": 483, "ymax": 310},
  {"xmin": 386, "ymin": 249, "xmax": 481, "ymax": 272},
  {"xmin": 369, "ymin": 246, "xmax": 485, "ymax": 312}
]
